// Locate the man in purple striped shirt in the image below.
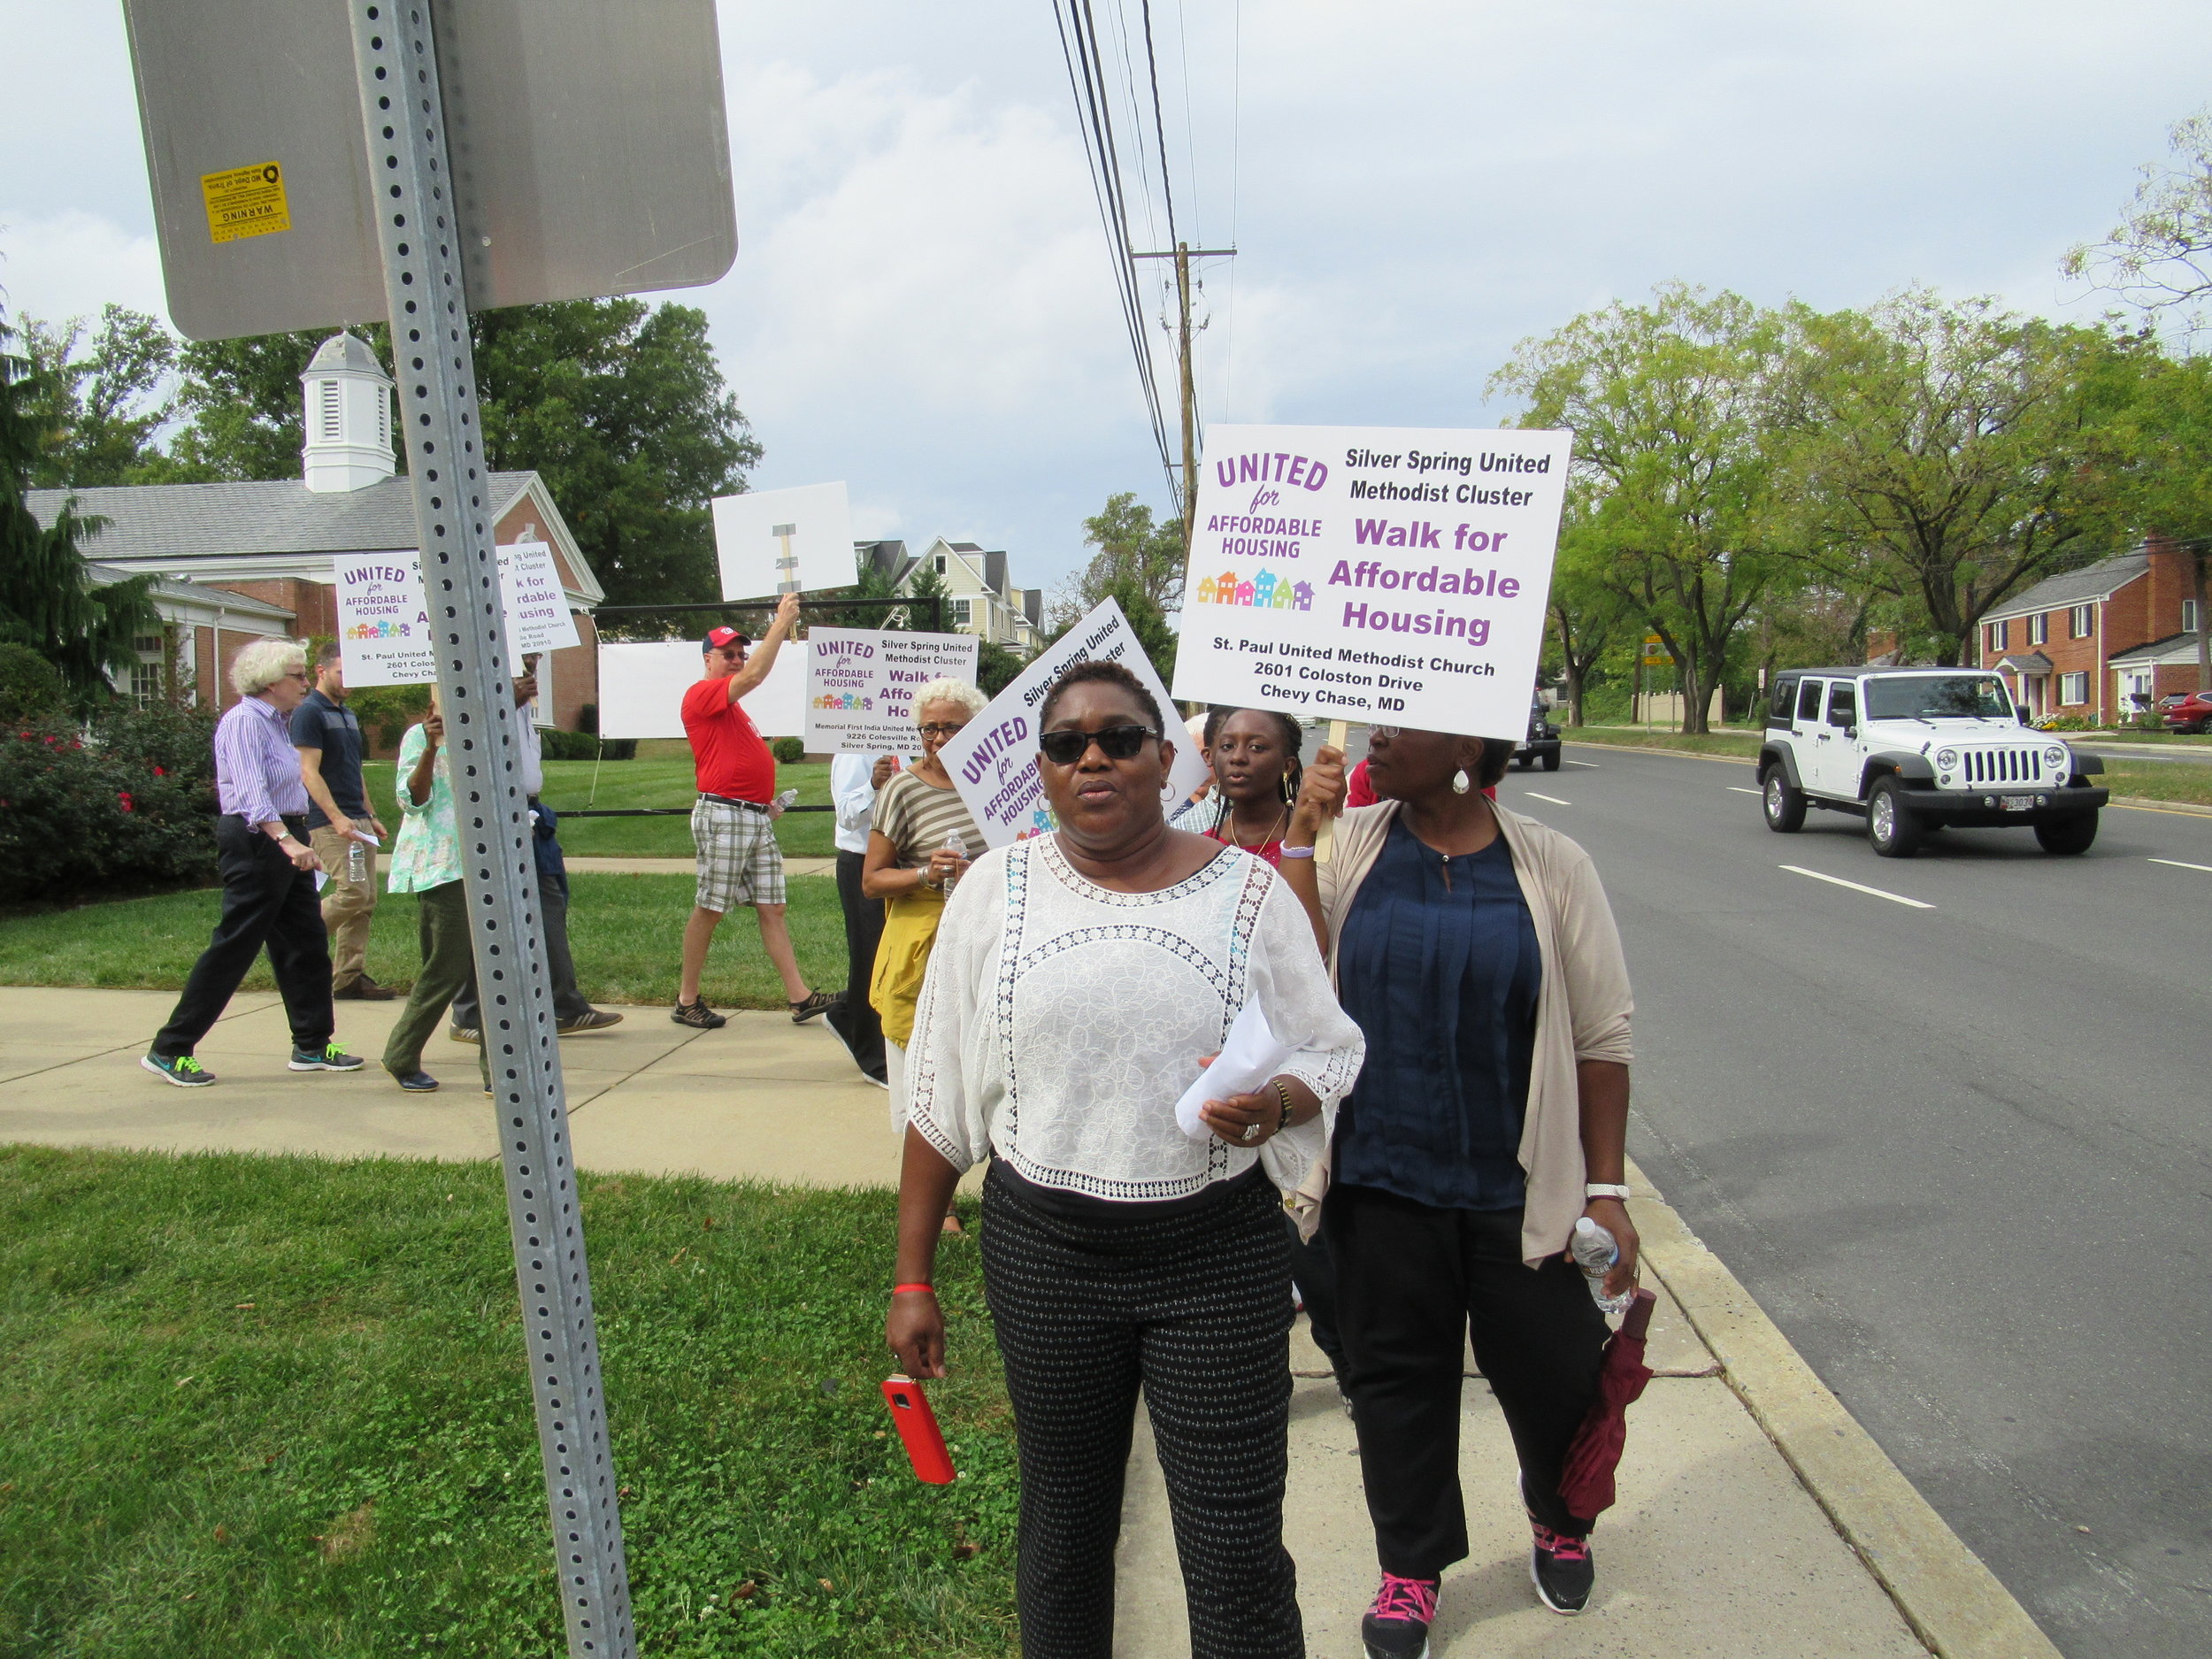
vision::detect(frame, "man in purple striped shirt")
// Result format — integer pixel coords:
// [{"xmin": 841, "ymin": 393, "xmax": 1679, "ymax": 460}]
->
[{"xmin": 143, "ymin": 640, "xmax": 367, "ymax": 1087}]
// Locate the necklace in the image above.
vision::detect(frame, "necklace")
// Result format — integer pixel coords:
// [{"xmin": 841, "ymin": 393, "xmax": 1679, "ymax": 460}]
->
[{"xmin": 1224, "ymin": 804, "xmax": 1289, "ymax": 851}]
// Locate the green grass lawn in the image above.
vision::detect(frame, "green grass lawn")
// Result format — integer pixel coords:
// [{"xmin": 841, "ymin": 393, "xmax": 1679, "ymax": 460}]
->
[
  {"xmin": 357, "ymin": 759, "xmax": 839, "ymax": 860},
  {"xmin": 0, "ymin": 1146, "xmax": 1014, "ymax": 1657},
  {"xmin": 0, "ymin": 875, "xmax": 849, "ymax": 1010},
  {"xmin": 1562, "ymin": 726, "xmax": 2212, "ymax": 805}
]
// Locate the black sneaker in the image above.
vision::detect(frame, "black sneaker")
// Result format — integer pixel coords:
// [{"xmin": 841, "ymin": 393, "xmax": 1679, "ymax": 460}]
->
[
  {"xmin": 289, "ymin": 1042, "xmax": 366, "ymax": 1072},
  {"xmin": 788, "ymin": 988, "xmax": 838, "ymax": 1025},
  {"xmin": 557, "ymin": 1010, "xmax": 624, "ymax": 1033},
  {"xmin": 449, "ymin": 1025, "xmax": 482, "ymax": 1045},
  {"xmin": 672, "ymin": 998, "xmax": 727, "ymax": 1030},
  {"xmin": 1530, "ymin": 1523, "xmax": 1594, "ymax": 1615},
  {"xmin": 388, "ymin": 1069, "xmax": 440, "ymax": 1093},
  {"xmin": 1360, "ymin": 1572, "xmax": 1437, "ymax": 1659},
  {"xmin": 142, "ymin": 1052, "xmax": 216, "ymax": 1088}
]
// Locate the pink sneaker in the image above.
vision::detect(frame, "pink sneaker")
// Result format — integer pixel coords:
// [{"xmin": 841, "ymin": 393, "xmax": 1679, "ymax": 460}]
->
[{"xmin": 1361, "ymin": 1571, "xmax": 1439, "ymax": 1659}]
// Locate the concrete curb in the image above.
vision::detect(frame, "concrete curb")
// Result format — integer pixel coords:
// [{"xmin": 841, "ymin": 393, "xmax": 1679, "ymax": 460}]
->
[
  {"xmin": 2109, "ymin": 794, "xmax": 2212, "ymax": 817},
  {"xmin": 1626, "ymin": 1155, "xmax": 2062, "ymax": 1659}
]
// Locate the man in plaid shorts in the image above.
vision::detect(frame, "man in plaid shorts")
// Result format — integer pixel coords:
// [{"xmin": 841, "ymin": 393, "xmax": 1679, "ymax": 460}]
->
[{"xmin": 674, "ymin": 591, "xmax": 837, "ymax": 1030}]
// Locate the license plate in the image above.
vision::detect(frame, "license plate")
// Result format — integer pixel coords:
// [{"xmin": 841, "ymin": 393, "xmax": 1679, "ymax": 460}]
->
[{"xmin": 2000, "ymin": 795, "xmax": 2035, "ymax": 811}]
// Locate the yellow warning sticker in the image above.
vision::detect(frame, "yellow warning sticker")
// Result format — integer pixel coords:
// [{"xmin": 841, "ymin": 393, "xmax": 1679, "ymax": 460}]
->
[{"xmin": 200, "ymin": 161, "xmax": 290, "ymax": 245}]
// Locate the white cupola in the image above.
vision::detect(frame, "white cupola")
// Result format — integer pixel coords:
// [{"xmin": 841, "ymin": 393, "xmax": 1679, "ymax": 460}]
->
[{"xmin": 299, "ymin": 332, "xmax": 396, "ymax": 493}]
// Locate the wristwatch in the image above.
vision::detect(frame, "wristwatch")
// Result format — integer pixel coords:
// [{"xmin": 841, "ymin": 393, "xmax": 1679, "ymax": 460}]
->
[{"xmin": 1584, "ymin": 1182, "xmax": 1632, "ymax": 1202}]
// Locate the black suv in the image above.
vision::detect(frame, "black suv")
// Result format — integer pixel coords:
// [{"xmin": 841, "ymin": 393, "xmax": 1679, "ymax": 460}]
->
[{"xmin": 1512, "ymin": 701, "xmax": 1563, "ymax": 772}]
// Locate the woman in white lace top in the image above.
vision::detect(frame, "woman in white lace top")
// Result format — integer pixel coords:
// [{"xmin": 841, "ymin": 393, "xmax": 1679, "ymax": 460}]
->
[{"xmin": 886, "ymin": 660, "xmax": 1363, "ymax": 1659}]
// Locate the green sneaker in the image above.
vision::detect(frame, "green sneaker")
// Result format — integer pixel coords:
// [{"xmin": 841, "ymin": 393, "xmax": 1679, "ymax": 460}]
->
[
  {"xmin": 141, "ymin": 1052, "xmax": 216, "ymax": 1088},
  {"xmin": 288, "ymin": 1042, "xmax": 366, "ymax": 1072}
]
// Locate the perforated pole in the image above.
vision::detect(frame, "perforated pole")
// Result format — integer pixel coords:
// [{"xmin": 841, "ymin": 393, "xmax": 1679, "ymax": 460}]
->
[{"xmin": 344, "ymin": 5, "xmax": 634, "ymax": 1654}]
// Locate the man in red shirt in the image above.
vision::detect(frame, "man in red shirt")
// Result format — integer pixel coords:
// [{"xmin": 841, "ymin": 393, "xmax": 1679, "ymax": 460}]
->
[{"xmin": 675, "ymin": 591, "xmax": 835, "ymax": 1030}]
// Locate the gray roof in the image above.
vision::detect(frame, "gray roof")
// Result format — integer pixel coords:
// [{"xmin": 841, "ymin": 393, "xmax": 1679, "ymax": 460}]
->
[
  {"xmin": 85, "ymin": 561, "xmax": 295, "ymax": 619},
  {"xmin": 2108, "ymin": 630, "xmax": 2208, "ymax": 665},
  {"xmin": 1983, "ymin": 552, "xmax": 2148, "ymax": 621},
  {"xmin": 26, "ymin": 472, "xmax": 535, "ymax": 564},
  {"xmin": 304, "ymin": 332, "xmax": 390, "ymax": 380}
]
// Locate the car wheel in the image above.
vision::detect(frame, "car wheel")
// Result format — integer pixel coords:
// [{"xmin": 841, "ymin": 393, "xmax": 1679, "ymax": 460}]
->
[
  {"xmin": 1866, "ymin": 778, "xmax": 1923, "ymax": 858},
  {"xmin": 1517, "ymin": 754, "xmax": 1533, "ymax": 769},
  {"xmin": 2034, "ymin": 813, "xmax": 2098, "ymax": 855},
  {"xmin": 1541, "ymin": 749, "xmax": 1562, "ymax": 772},
  {"xmin": 1762, "ymin": 765, "xmax": 1807, "ymax": 833}
]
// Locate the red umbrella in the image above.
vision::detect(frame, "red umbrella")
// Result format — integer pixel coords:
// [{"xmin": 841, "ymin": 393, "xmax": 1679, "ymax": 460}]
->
[{"xmin": 1558, "ymin": 1288, "xmax": 1659, "ymax": 1521}]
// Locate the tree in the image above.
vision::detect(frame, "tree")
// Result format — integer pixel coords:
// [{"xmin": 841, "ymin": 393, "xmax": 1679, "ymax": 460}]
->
[
  {"xmin": 1493, "ymin": 284, "xmax": 1793, "ymax": 733},
  {"xmin": 1037, "ymin": 570, "xmax": 1179, "ymax": 692},
  {"xmin": 2101, "ymin": 349, "xmax": 2212, "ymax": 690},
  {"xmin": 0, "ymin": 313, "xmax": 160, "ymax": 708},
  {"xmin": 157, "ymin": 299, "xmax": 760, "ymax": 608},
  {"xmin": 2065, "ymin": 109, "xmax": 2212, "ymax": 331},
  {"xmin": 1779, "ymin": 290, "xmax": 2132, "ymax": 665},
  {"xmin": 1054, "ymin": 492, "xmax": 1186, "ymax": 626},
  {"xmin": 1545, "ymin": 508, "xmax": 1632, "ymax": 726},
  {"xmin": 15, "ymin": 306, "xmax": 177, "ymax": 487}
]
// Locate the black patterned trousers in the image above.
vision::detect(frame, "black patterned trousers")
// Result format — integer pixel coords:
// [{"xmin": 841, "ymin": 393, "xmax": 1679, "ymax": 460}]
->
[{"xmin": 980, "ymin": 1164, "xmax": 1304, "ymax": 1659}]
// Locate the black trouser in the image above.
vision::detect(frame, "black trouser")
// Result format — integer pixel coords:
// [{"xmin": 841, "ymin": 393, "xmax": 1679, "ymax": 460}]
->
[
  {"xmin": 153, "ymin": 815, "xmax": 334, "ymax": 1059},
  {"xmin": 1287, "ymin": 1214, "xmax": 1347, "ymax": 1372},
  {"xmin": 1326, "ymin": 1182, "xmax": 1608, "ymax": 1577},
  {"xmin": 450, "ymin": 865, "xmax": 592, "ymax": 1028},
  {"xmin": 980, "ymin": 1165, "xmax": 1303, "ymax": 1659},
  {"xmin": 823, "ymin": 848, "xmax": 886, "ymax": 1079}
]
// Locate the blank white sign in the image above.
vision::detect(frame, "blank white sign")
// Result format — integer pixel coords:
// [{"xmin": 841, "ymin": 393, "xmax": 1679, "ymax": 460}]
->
[
  {"xmin": 595, "ymin": 641, "xmax": 807, "ymax": 741},
  {"xmin": 711, "ymin": 483, "xmax": 855, "ymax": 601}
]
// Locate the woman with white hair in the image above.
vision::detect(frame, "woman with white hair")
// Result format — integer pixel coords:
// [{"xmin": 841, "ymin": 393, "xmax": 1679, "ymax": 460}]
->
[
  {"xmin": 143, "ymin": 640, "xmax": 365, "ymax": 1087},
  {"xmin": 863, "ymin": 677, "xmax": 988, "ymax": 1132}
]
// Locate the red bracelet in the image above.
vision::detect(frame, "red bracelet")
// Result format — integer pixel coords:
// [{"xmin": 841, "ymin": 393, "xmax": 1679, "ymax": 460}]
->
[{"xmin": 892, "ymin": 1283, "xmax": 935, "ymax": 1295}]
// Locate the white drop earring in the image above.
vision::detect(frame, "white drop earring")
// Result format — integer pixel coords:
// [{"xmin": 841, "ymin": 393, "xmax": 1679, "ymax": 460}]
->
[{"xmin": 1452, "ymin": 769, "xmax": 1471, "ymax": 795}]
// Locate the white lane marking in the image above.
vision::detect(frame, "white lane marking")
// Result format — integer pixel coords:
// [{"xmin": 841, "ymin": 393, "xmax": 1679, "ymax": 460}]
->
[
  {"xmin": 1778, "ymin": 864, "xmax": 1935, "ymax": 910},
  {"xmin": 1525, "ymin": 792, "xmax": 1572, "ymax": 806},
  {"xmin": 1727, "ymin": 786, "xmax": 1762, "ymax": 795},
  {"xmin": 2148, "ymin": 856, "xmax": 2212, "ymax": 873},
  {"xmin": 1563, "ymin": 759, "xmax": 1601, "ymax": 768}
]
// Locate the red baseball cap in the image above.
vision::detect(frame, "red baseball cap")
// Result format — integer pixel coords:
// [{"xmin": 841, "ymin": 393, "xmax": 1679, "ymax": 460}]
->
[{"xmin": 702, "ymin": 626, "xmax": 750, "ymax": 652}]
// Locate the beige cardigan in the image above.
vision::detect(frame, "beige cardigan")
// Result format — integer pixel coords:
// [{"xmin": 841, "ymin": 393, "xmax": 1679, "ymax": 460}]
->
[{"xmin": 1310, "ymin": 799, "xmax": 1634, "ymax": 1265}]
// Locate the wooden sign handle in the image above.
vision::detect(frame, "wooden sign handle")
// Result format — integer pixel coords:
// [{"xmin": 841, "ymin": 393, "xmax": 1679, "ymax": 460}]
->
[{"xmin": 1315, "ymin": 719, "xmax": 1349, "ymax": 864}]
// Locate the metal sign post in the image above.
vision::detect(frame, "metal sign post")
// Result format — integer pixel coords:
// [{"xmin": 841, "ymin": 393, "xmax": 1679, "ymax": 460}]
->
[{"xmin": 342, "ymin": 5, "xmax": 632, "ymax": 1651}]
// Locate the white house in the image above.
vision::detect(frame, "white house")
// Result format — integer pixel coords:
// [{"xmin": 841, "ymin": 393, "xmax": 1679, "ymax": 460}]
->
[{"xmin": 856, "ymin": 537, "xmax": 1045, "ymax": 655}]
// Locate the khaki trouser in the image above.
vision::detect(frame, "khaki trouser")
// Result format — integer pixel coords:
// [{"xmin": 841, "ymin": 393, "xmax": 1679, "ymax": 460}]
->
[{"xmin": 309, "ymin": 825, "xmax": 379, "ymax": 989}]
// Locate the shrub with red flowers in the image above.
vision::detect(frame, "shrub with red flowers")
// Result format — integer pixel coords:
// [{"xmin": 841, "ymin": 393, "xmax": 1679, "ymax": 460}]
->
[{"xmin": 0, "ymin": 703, "xmax": 220, "ymax": 904}]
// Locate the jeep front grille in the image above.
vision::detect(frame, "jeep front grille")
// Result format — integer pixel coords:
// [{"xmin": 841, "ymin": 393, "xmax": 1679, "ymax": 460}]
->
[{"xmin": 1962, "ymin": 748, "xmax": 2042, "ymax": 785}]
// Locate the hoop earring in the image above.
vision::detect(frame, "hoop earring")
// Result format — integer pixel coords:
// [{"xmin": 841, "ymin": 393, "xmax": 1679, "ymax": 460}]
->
[{"xmin": 1452, "ymin": 769, "xmax": 1471, "ymax": 795}]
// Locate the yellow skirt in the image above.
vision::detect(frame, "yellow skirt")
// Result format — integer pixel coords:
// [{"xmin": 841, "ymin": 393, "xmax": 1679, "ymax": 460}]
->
[{"xmin": 869, "ymin": 886, "xmax": 946, "ymax": 1048}]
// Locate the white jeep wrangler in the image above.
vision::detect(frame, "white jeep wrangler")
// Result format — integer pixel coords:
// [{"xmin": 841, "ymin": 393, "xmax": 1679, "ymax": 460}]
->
[{"xmin": 1756, "ymin": 667, "xmax": 2108, "ymax": 858}]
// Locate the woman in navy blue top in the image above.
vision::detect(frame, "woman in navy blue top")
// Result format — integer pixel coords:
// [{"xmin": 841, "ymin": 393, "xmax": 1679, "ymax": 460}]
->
[{"xmin": 1278, "ymin": 721, "xmax": 1638, "ymax": 1653}]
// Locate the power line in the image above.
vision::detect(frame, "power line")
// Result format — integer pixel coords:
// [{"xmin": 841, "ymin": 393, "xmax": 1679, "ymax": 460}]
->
[{"xmin": 1051, "ymin": 0, "xmax": 1179, "ymax": 497}]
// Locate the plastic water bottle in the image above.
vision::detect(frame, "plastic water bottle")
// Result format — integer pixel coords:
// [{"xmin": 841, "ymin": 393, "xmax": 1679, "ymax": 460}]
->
[
  {"xmin": 345, "ymin": 835, "xmax": 366, "ymax": 886},
  {"xmin": 1571, "ymin": 1217, "xmax": 1635, "ymax": 1317},
  {"xmin": 773, "ymin": 787, "xmax": 799, "ymax": 811},
  {"xmin": 939, "ymin": 833, "xmax": 969, "ymax": 895}
]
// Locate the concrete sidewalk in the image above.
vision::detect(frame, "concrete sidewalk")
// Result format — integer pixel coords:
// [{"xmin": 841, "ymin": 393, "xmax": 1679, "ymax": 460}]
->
[{"xmin": 0, "ymin": 987, "xmax": 2050, "ymax": 1658}]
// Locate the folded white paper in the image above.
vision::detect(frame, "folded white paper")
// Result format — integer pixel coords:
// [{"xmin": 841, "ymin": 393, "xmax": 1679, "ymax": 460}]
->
[{"xmin": 1174, "ymin": 997, "xmax": 1295, "ymax": 1142}]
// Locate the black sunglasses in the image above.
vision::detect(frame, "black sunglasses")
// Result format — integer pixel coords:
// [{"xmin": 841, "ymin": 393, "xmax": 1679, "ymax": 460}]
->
[{"xmin": 1038, "ymin": 723, "xmax": 1156, "ymax": 765}]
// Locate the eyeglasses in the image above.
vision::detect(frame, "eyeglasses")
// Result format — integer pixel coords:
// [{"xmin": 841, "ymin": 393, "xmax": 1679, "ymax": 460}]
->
[
  {"xmin": 1371, "ymin": 725, "xmax": 1402, "ymax": 739},
  {"xmin": 918, "ymin": 722, "xmax": 968, "ymax": 739},
  {"xmin": 1038, "ymin": 723, "xmax": 1156, "ymax": 765}
]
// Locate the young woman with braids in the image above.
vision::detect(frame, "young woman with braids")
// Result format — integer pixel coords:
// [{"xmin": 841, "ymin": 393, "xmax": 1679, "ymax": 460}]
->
[{"xmin": 1171, "ymin": 708, "xmax": 1307, "ymax": 867}]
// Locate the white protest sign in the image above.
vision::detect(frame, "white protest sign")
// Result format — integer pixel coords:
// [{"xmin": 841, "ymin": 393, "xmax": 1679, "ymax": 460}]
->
[
  {"xmin": 1169, "ymin": 424, "xmax": 1571, "ymax": 740},
  {"xmin": 501, "ymin": 541, "xmax": 581, "ymax": 662},
  {"xmin": 711, "ymin": 482, "xmax": 855, "ymax": 601},
  {"xmin": 803, "ymin": 628, "xmax": 980, "ymax": 756},
  {"xmin": 334, "ymin": 551, "xmax": 434, "ymax": 687},
  {"xmin": 335, "ymin": 543, "xmax": 578, "ymax": 686},
  {"xmin": 595, "ymin": 638, "xmax": 807, "ymax": 741},
  {"xmin": 939, "ymin": 597, "xmax": 1210, "ymax": 849}
]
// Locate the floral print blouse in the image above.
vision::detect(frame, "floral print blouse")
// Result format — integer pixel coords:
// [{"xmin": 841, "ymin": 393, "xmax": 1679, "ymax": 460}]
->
[{"xmin": 386, "ymin": 722, "xmax": 464, "ymax": 893}]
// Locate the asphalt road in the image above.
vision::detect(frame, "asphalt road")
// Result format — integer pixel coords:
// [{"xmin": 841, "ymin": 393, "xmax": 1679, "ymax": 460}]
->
[{"xmin": 1486, "ymin": 745, "xmax": 2212, "ymax": 1659}]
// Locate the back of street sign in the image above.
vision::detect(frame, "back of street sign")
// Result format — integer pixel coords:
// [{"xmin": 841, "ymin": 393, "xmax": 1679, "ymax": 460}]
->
[{"xmin": 122, "ymin": 0, "xmax": 738, "ymax": 340}]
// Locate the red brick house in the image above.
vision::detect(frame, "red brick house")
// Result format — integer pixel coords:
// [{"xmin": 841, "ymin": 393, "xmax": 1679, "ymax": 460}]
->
[
  {"xmin": 1975, "ymin": 540, "xmax": 2206, "ymax": 724},
  {"xmin": 27, "ymin": 333, "xmax": 605, "ymax": 732}
]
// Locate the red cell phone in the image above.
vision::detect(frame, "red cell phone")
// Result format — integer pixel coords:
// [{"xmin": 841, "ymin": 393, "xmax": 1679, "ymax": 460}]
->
[{"xmin": 882, "ymin": 1374, "xmax": 956, "ymax": 1485}]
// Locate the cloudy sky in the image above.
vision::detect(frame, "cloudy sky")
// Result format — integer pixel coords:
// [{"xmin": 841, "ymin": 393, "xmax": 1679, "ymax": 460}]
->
[{"xmin": 3, "ymin": 1, "xmax": 2208, "ymax": 598}]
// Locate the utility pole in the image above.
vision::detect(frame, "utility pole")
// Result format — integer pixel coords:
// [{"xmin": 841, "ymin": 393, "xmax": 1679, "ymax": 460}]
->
[{"xmin": 1134, "ymin": 243, "xmax": 1234, "ymax": 549}]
